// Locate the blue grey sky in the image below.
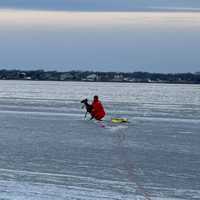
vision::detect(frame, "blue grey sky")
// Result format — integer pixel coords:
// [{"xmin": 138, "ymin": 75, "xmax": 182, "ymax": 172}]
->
[
  {"xmin": 0, "ymin": 1, "xmax": 200, "ymax": 73},
  {"xmin": 1, "ymin": 0, "xmax": 200, "ymax": 11}
]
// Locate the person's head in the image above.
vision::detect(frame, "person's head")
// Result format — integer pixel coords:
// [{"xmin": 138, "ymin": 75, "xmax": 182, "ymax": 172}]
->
[{"xmin": 93, "ymin": 95, "xmax": 99, "ymax": 102}]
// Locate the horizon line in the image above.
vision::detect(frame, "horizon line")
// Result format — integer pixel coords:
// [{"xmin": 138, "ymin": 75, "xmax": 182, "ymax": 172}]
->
[{"xmin": 0, "ymin": 68, "xmax": 198, "ymax": 75}]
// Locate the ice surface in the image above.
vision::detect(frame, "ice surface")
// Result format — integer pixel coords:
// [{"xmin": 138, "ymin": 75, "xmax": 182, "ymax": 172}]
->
[{"xmin": 0, "ymin": 80, "xmax": 199, "ymax": 199}]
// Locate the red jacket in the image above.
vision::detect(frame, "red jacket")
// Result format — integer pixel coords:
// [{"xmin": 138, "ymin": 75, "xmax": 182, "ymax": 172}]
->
[{"xmin": 91, "ymin": 100, "xmax": 106, "ymax": 120}]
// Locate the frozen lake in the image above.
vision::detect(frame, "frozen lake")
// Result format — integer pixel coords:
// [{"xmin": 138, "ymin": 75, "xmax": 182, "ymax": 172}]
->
[{"xmin": 0, "ymin": 80, "xmax": 199, "ymax": 200}]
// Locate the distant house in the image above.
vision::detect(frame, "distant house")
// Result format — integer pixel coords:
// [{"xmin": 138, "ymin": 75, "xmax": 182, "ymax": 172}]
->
[
  {"xmin": 19, "ymin": 72, "xmax": 26, "ymax": 79},
  {"xmin": 86, "ymin": 74, "xmax": 98, "ymax": 81},
  {"xmin": 123, "ymin": 77, "xmax": 130, "ymax": 82},
  {"xmin": 43, "ymin": 72, "xmax": 53, "ymax": 80},
  {"xmin": 112, "ymin": 74, "xmax": 124, "ymax": 82},
  {"xmin": 60, "ymin": 73, "xmax": 73, "ymax": 81}
]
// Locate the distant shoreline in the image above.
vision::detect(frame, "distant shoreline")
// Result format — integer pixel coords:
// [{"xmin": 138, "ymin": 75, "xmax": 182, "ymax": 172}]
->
[{"xmin": 0, "ymin": 69, "xmax": 199, "ymax": 84}]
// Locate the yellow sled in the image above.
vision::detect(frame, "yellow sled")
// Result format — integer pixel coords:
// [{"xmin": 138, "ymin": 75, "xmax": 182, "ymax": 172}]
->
[{"xmin": 111, "ymin": 118, "xmax": 128, "ymax": 123}]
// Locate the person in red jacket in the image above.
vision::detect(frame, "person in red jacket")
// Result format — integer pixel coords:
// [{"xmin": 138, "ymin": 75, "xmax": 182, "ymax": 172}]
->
[{"xmin": 91, "ymin": 95, "xmax": 106, "ymax": 120}]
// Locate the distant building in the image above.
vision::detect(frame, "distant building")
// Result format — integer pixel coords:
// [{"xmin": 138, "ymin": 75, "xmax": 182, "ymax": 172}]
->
[
  {"xmin": 60, "ymin": 73, "xmax": 73, "ymax": 81},
  {"xmin": 123, "ymin": 77, "xmax": 130, "ymax": 82},
  {"xmin": 147, "ymin": 79, "xmax": 152, "ymax": 83},
  {"xmin": 112, "ymin": 74, "xmax": 124, "ymax": 82},
  {"xmin": 86, "ymin": 74, "xmax": 98, "ymax": 81},
  {"xmin": 43, "ymin": 72, "xmax": 53, "ymax": 80},
  {"xmin": 19, "ymin": 72, "xmax": 26, "ymax": 79}
]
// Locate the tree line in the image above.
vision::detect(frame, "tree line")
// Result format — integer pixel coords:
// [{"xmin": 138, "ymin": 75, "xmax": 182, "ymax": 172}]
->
[{"xmin": 0, "ymin": 69, "xmax": 199, "ymax": 84}]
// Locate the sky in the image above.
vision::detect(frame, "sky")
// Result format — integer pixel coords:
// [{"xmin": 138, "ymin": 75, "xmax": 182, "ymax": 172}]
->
[{"xmin": 0, "ymin": 1, "xmax": 200, "ymax": 73}]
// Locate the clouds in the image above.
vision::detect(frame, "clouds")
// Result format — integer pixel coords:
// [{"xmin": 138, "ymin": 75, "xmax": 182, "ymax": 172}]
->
[
  {"xmin": 1, "ymin": 10, "xmax": 200, "ymax": 30},
  {"xmin": 0, "ymin": 9, "xmax": 200, "ymax": 72},
  {"xmin": 0, "ymin": 0, "xmax": 200, "ymax": 73}
]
